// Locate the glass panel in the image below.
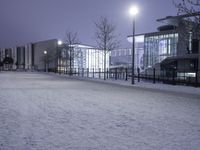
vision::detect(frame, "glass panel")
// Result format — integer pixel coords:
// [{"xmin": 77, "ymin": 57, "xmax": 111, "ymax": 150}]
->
[{"xmin": 144, "ymin": 32, "xmax": 178, "ymax": 69}]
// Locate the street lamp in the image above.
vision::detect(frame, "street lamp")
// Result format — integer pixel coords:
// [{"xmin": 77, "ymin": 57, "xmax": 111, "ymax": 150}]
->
[
  {"xmin": 129, "ymin": 5, "xmax": 138, "ymax": 84},
  {"xmin": 44, "ymin": 50, "xmax": 48, "ymax": 72},
  {"xmin": 57, "ymin": 40, "xmax": 63, "ymax": 74},
  {"xmin": 58, "ymin": 40, "xmax": 63, "ymax": 46}
]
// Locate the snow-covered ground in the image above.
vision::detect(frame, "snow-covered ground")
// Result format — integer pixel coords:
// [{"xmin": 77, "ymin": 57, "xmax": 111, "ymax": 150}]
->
[
  {"xmin": 0, "ymin": 72, "xmax": 200, "ymax": 150},
  {"xmin": 57, "ymin": 73, "xmax": 200, "ymax": 96}
]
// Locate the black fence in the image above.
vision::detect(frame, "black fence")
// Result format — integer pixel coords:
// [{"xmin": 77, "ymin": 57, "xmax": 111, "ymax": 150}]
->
[
  {"xmin": 56, "ymin": 68, "xmax": 200, "ymax": 87},
  {"xmin": 1, "ymin": 66, "xmax": 198, "ymax": 87}
]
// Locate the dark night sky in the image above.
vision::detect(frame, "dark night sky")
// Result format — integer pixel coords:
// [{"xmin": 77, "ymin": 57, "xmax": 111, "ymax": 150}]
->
[{"xmin": 0, "ymin": 0, "xmax": 177, "ymax": 48}]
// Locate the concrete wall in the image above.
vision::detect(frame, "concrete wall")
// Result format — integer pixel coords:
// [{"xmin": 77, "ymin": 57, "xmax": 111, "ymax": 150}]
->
[
  {"xmin": 0, "ymin": 49, "xmax": 5, "ymax": 61},
  {"xmin": 12, "ymin": 47, "xmax": 17, "ymax": 69},
  {"xmin": 24, "ymin": 44, "xmax": 32, "ymax": 70},
  {"xmin": 32, "ymin": 39, "xmax": 58, "ymax": 71}
]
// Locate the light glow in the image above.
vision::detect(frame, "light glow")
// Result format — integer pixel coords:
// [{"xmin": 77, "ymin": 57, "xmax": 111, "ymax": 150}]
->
[
  {"xmin": 129, "ymin": 6, "xmax": 139, "ymax": 16},
  {"xmin": 58, "ymin": 40, "xmax": 63, "ymax": 45},
  {"xmin": 44, "ymin": 50, "xmax": 47, "ymax": 54}
]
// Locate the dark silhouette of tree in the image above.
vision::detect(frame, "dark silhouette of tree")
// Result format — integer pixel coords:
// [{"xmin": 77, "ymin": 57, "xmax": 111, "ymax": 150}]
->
[
  {"xmin": 94, "ymin": 16, "xmax": 119, "ymax": 80},
  {"xmin": 3, "ymin": 57, "xmax": 14, "ymax": 64},
  {"xmin": 2, "ymin": 57, "xmax": 14, "ymax": 70},
  {"xmin": 173, "ymin": 0, "xmax": 200, "ymax": 41},
  {"xmin": 64, "ymin": 30, "xmax": 79, "ymax": 75},
  {"xmin": 0, "ymin": 61, "xmax": 3, "ymax": 71}
]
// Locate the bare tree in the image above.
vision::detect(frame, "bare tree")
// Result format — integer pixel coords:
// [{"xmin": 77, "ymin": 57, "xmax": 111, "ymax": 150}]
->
[
  {"xmin": 94, "ymin": 16, "xmax": 119, "ymax": 80},
  {"xmin": 64, "ymin": 30, "xmax": 79, "ymax": 75},
  {"xmin": 173, "ymin": 0, "xmax": 200, "ymax": 48}
]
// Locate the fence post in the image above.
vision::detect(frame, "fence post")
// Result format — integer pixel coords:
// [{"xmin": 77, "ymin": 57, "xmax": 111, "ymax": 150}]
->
[
  {"xmin": 195, "ymin": 69, "xmax": 198, "ymax": 87},
  {"xmin": 93, "ymin": 68, "xmax": 94, "ymax": 78},
  {"xmin": 172, "ymin": 69, "xmax": 175, "ymax": 85},
  {"xmin": 107, "ymin": 68, "xmax": 109, "ymax": 79},
  {"xmin": 69, "ymin": 68, "xmax": 71, "ymax": 76},
  {"xmin": 87, "ymin": 68, "xmax": 89, "ymax": 77},
  {"xmin": 75, "ymin": 68, "xmax": 77, "ymax": 76},
  {"xmin": 99, "ymin": 68, "xmax": 101, "ymax": 79},
  {"xmin": 59, "ymin": 67, "xmax": 61, "ymax": 75},
  {"xmin": 122, "ymin": 69, "xmax": 124, "ymax": 80},
  {"xmin": 76, "ymin": 68, "xmax": 78, "ymax": 76},
  {"xmin": 137, "ymin": 67, "xmax": 140, "ymax": 82},
  {"xmin": 153, "ymin": 68, "xmax": 156, "ymax": 84},
  {"xmin": 125, "ymin": 68, "xmax": 128, "ymax": 81},
  {"xmin": 115, "ymin": 68, "xmax": 117, "ymax": 80},
  {"xmin": 82, "ymin": 68, "xmax": 84, "ymax": 77}
]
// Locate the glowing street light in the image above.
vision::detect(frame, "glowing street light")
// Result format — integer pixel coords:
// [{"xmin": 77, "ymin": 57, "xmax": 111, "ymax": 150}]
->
[
  {"xmin": 44, "ymin": 50, "xmax": 47, "ymax": 55},
  {"xmin": 44, "ymin": 50, "xmax": 48, "ymax": 72},
  {"xmin": 129, "ymin": 5, "xmax": 139, "ymax": 84},
  {"xmin": 58, "ymin": 40, "xmax": 63, "ymax": 45},
  {"xmin": 57, "ymin": 40, "xmax": 63, "ymax": 74},
  {"xmin": 129, "ymin": 6, "xmax": 139, "ymax": 16}
]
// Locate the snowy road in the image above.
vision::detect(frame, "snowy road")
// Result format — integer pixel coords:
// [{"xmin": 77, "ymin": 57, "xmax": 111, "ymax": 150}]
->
[{"xmin": 0, "ymin": 72, "xmax": 200, "ymax": 150}]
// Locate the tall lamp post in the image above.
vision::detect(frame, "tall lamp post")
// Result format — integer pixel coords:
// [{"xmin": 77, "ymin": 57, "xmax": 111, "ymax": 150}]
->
[
  {"xmin": 44, "ymin": 50, "xmax": 48, "ymax": 72},
  {"xmin": 58, "ymin": 40, "xmax": 63, "ymax": 74},
  {"xmin": 129, "ymin": 6, "xmax": 139, "ymax": 84}
]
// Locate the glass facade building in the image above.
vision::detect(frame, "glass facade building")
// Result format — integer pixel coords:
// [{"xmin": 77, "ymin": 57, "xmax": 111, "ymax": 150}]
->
[
  {"xmin": 135, "ymin": 35, "xmax": 144, "ymax": 70},
  {"xmin": 73, "ymin": 46, "xmax": 109, "ymax": 72},
  {"xmin": 58, "ymin": 44, "xmax": 109, "ymax": 72},
  {"xmin": 144, "ymin": 33, "xmax": 178, "ymax": 69},
  {"xmin": 111, "ymin": 35, "xmax": 144, "ymax": 70}
]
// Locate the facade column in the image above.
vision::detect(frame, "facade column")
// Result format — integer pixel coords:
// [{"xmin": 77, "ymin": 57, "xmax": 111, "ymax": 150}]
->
[
  {"xmin": 28, "ymin": 44, "xmax": 32, "ymax": 70},
  {"xmin": 13, "ymin": 47, "xmax": 17, "ymax": 70},
  {"xmin": 25, "ymin": 44, "xmax": 29, "ymax": 70}
]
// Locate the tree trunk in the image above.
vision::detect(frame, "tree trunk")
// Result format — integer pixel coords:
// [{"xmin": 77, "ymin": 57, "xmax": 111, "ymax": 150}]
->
[{"xmin": 104, "ymin": 51, "xmax": 106, "ymax": 80}]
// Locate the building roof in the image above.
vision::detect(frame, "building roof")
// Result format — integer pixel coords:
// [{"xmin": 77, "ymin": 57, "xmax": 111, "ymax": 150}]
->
[
  {"xmin": 157, "ymin": 12, "xmax": 200, "ymax": 26},
  {"xmin": 161, "ymin": 54, "xmax": 199, "ymax": 65},
  {"xmin": 127, "ymin": 13, "xmax": 200, "ymax": 42}
]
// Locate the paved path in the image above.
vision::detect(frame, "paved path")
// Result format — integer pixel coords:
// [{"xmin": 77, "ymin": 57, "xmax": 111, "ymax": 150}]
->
[{"xmin": 0, "ymin": 72, "xmax": 200, "ymax": 150}]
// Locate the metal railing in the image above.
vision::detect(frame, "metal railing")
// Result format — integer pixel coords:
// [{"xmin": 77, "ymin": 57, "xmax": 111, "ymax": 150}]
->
[{"xmin": 56, "ymin": 68, "xmax": 200, "ymax": 87}]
